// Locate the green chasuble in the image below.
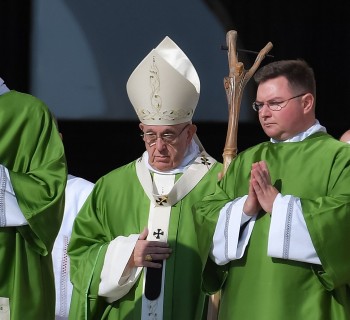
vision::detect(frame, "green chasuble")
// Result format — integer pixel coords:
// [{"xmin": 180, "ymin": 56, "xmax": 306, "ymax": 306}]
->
[
  {"xmin": 193, "ymin": 132, "xmax": 350, "ymax": 320},
  {"xmin": 68, "ymin": 154, "xmax": 222, "ymax": 320},
  {"xmin": 0, "ymin": 91, "xmax": 67, "ymax": 320}
]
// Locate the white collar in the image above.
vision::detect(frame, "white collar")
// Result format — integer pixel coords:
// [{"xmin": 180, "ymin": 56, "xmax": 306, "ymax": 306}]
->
[
  {"xmin": 0, "ymin": 77, "xmax": 10, "ymax": 96},
  {"xmin": 270, "ymin": 120, "xmax": 327, "ymax": 143}
]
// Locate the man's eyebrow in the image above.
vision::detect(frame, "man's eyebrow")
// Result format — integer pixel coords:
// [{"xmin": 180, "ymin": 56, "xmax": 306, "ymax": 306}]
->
[{"xmin": 144, "ymin": 129, "xmax": 176, "ymax": 134}]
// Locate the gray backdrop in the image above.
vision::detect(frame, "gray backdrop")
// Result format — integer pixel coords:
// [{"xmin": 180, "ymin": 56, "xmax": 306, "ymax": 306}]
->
[{"xmin": 30, "ymin": 0, "xmax": 256, "ymax": 122}]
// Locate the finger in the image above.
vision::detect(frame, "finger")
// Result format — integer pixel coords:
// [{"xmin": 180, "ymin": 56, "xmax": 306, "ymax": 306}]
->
[
  {"xmin": 145, "ymin": 254, "xmax": 153, "ymax": 262},
  {"xmin": 248, "ymin": 177, "xmax": 257, "ymax": 197},
  {"xmin": 139, "ymin": 227, "xmax": 149, "ymax": 240},
  {"xmin": 152, "ymin": 246, "xmax": 172, "ymax": 255},
  {"xmin": 251, "ymin": 167, "xmax": 266, "ymax": 187},
  {"xmin": 147, "ymin": 241, "xmax": 170, "ymax": 248},
  {"xmin": 258, "ymin": 161, "xmax": 271, "ymax": 183},
  {"xmin": 217, "ymin": 171, "xmax": 224, "ymax": 181},
  {"xmin": 143, "ymin": 254, "xmax": 164, "ymax": 268},
  {"xmin": 147, "ymin": 252, "xmax": 171, "ymax": 261},
  {"xmin": 144, "ymin": 253, "xmax": 170, "ymax": 268},
  {"xmin": 251, "ymin": 177, "xmax": 262, "ymax": 193},
  {"xmin": 258, "ymin": 160, "xmax": 267, "ymax": 169}
]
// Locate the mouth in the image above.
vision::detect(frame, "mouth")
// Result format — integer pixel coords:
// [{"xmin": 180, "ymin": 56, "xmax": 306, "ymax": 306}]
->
[
  {"xmin": 262, "ymin": 122, "xmax": 274, "ymax": 127},
  {"xmin": 154, "ymin": 155, "xmax": 169, "ymax": 162}
]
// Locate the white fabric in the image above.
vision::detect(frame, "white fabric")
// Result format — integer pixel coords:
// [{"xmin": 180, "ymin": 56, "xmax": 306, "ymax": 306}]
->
[
  {"xmin": 211, "ymin": 196, "xmax": 256, "ymax": 265},
  {"xmin": 99, "ymin": 235, "xmax": 142, "ymax": 302},
  {"xmin": 212, "ymin": 122, "xmax": 325, "ymax": 266},
  {"xmin": 155, "ymin": 37, "xmax": 200, "ymax": 93},
  {"xmin": 0, "ymin": 77, "xmax": 10, "ymax": 96},
  {"xmin": 137, "ymin": 150, "xmax": 216, "ymax": 207},
  {"xmin": 52, "ymin": 174, "xmax": 94, "ymax": 320},
  {"xmin": 0, "ymin": 165, "xmax": 28, "ymax": 227},
  {"xmin": 268, "ymin": 194, "xmax": 321, "ymax": 264},
  {"xmin": 141, "ymin": 173, "xmax": 174, "ymax": 320},
  {"xmin": 126, "ymin": 36, "xmax": 200, "ymax": 125},
  {"xmin": 99, "ymin": 174, "xmax": 176, "ymax": 320},
  {"xmin": 0, "ymin": 297, "xmax": 10, "ymax": 320}
]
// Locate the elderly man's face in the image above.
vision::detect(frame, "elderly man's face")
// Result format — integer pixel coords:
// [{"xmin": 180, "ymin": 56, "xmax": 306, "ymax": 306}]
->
[{"xmin": 140, "ymin": 122, "xmax": 196, "ymax": 171}]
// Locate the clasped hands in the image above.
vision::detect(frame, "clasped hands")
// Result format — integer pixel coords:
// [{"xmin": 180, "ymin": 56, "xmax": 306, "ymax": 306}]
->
[
  {"xmin": 128, "ymin": 227, "xmax": 172, "ymax": 269},
  {"xmin": 243, "ymin": 161, "xmax": 278, "ymax": 216}
]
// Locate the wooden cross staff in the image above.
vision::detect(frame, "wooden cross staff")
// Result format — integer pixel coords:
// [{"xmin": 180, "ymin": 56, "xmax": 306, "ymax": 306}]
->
[
  {"xmin": 221, "ymin": 30, "xmax": 273, "ymax": 176},
  {"xmin": 207, "ymin": 30, "xmax": 273, "ymax": 320}
]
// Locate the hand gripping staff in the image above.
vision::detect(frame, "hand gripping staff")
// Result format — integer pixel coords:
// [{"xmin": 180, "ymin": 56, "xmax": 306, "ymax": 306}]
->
[{"xmin": 207, "ymin": 30, "xmax": 273, "ymax": 320}]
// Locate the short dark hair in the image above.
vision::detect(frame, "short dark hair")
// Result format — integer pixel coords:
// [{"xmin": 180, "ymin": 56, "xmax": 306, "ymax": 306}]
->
[{"xmin": 254, "ymin": 59, "xmax": 316, "ymax": 99}]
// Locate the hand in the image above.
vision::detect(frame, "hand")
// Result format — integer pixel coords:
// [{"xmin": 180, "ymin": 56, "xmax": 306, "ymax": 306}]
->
[
  {"xmin": 217, "ymin": 171, "xmax": 224, "ymax": 181},
  {"xmin": 250, "ymin": 161, "xmax": 278, "ymax": 213},
  {"xmin": 132, "ymin": 227, "xmax": 172, "ymax": 268},
  {"xmin": 243, "ymin": 166, "xmax": 262, "ymax": 216}
]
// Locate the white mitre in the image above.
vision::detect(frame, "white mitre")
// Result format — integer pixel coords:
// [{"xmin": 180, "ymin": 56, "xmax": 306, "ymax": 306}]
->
[{"xmin": 126, "ymin": 36, "xmax": 200, "ymax": 125}]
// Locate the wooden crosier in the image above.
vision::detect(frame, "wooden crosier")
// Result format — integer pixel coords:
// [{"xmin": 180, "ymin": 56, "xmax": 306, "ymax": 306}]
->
[
  {"xmin": 221, "ymin": 30, "xmax": 273, "ymax": 175},
  {"xmin": 207, "ymin": 30, "xmax": 273, "ymax": 320}
]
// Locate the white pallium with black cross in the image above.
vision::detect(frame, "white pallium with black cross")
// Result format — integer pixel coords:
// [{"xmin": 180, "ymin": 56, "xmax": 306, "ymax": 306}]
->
[
  {"xmin": 136, "ymin": 151, "xmax": 216, "ymax": 320},
  {"xmin": 141, "ymin": 173, "xmax": 174, "ymax": 320}
]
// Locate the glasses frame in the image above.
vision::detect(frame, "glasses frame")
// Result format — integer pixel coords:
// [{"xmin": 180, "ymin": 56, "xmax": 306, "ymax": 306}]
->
[
  {"xmin": 140, "ymin": 124, "xmax": 190, "ymax": 147},
  {"xmin": 252, "ymin": 93, "xmax": 307, "ymax": 112}
]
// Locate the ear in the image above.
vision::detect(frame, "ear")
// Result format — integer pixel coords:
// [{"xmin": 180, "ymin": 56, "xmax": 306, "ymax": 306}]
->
[
  {"xmin": 188, "ymin": 124, "xmax": 197, "ymax": 139},
  {"xmin": 139, "ymin": 123, "xmax": 144, "ymax": 131},
  {"xmin": 302, "ymin": 93, "xmax": 314, "ymax": 113}
]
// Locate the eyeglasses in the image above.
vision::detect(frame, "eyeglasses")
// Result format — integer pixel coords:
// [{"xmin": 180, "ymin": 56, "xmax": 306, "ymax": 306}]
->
[
  {"xmin": 140, "ymin": 124, "xmax": 190, "ymax": 147},
  {"xmin": 252, "ymin": 93, "xmax": 307, "ymax": 112}
]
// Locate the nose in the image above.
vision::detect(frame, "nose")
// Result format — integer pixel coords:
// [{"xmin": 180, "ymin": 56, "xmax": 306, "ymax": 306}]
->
[
  {"xmin": 155, "ymin": 137, "xmax": 167, "ymax": 149},
  {"xmin": 259, "ymin": 103, "xmax": 271, "ymax": 116}
]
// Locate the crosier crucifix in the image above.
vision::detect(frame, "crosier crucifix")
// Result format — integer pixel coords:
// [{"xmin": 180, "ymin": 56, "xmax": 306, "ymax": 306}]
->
[
  {"xmin": 207, "ymin": 30, "xmax": 273, "ymax": 320},
  {"xmin": 221, "ymin": 30, "xmax": 273, "ymax": 176}
]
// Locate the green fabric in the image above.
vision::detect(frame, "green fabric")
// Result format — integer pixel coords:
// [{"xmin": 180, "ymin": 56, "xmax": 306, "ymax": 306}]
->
[
  {"xmin": 193, "ymin": 132, "xmax": 350, "ymax": 320},
  {"xmin": 0, "ymin": 91, "xmax": 67, "ymax": 320},
  {"xmin": 68, "ymin": 158, "xmax": 222, "ymax": 320}
]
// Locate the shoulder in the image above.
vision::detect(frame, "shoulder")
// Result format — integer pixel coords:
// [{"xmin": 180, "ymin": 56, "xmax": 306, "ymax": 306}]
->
[
  {"xmin": 67, "ymin": 174, "xmax": 94, "ymax": 191},
  {"xmin": 95, "ymin": 160, "xmax": 138, "ymax": 185},
  {"xmin": 66, "ymin": 175, "xmax": 94, "ymax": 202},
  {"xmin": 0, "ymin": 91, "xmax": 52, "ymax": 120},
  {"xmin": 2, "ymin": 90, "xmax": 48, "ymax": 109}
]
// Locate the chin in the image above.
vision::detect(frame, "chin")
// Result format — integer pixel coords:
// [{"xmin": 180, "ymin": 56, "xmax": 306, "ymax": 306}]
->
[
  {"xmin": 155, "ymin": 167, "xmax": 172, "ymax": 172},
  {"xmin": 152, "ymin": 163, "xmax": 172, "ymax": 172}
]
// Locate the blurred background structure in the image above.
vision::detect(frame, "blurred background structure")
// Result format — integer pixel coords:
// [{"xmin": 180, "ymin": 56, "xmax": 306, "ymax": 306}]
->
[{"xmin": 1, "ymin": 0, "xmax": 348, "ymax": 182}]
